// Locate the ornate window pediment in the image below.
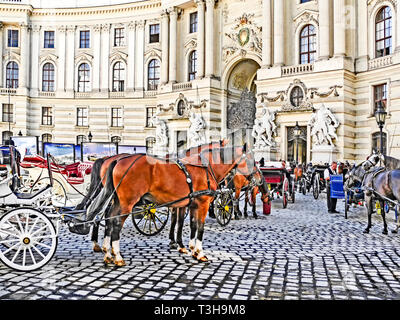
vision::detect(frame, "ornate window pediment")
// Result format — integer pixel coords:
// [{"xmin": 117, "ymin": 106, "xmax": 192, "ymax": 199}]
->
[
  {"xmin": 109, "ymin": 50, "xmax": 127, "ymax": 65},
  {"xmin": 40, "ymin": 53, "xmax": 58, "ymax": 65},
  {"xmin": 144, "ymin": 48, "xmax": 162, "ymax": 61},
  {"xmin": 75, "ymin": 52, "xmax": 93, "ymax": 64},
  {"xmin": 293, "ymin": 9, "xmax": 319, "ymax": 30}
]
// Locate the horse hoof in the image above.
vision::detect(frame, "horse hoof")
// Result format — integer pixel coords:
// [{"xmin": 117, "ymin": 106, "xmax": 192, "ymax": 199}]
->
[
  {"xmin": 93, "ymin": 244, "xmax": 102, "ymax": 253},
  {"xmin": 198, "ymin": 256, "xmax": 209, "ymax": 262},
  {"xmin": 383, "ymin": 230, "xmax": 388, "ymax": 235},
  {"xmin": 391, "ymin": 230, "xmax": 398, "ymax": 234},
  {"xmin": 102, "ymin": 247, "xmax": 108, "ymax": 254},
  {"xmin": 179, "ymin": 247, "xmax": 188, "ymax": 254},
  {"xmin": 253, "ymin": 215, "xmax": 258, "ymax": 219},
  {"xmin": 114, "ymin": 259, "xmax": 126, "ymax": 267},
  {"xmin": 169, "ymin": 242, "xmax": 178, "ymax": 249},
  {"xmin": 363, "ymin": 229, "xmax": 370, "ymax": 234},
  {"xmin": 104, "ymin": 256, "xmax": 113, "ymax": 265}
]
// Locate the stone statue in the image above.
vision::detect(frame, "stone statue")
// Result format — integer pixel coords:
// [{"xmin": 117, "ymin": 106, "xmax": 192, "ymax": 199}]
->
[
  {"xmin": 153, "ymin": 115, "xmax": 168, "ymax": 148},
  {"xmin": 308, "ymin": 104, "xmax": 339, "ymax": 146},
  {"xmin": 188, "ymin": 112, "xmax": 206, "ymax": 148},
  {"xmin": 251, "ymin": 107, "xmax": 277, "ymax": 148}
]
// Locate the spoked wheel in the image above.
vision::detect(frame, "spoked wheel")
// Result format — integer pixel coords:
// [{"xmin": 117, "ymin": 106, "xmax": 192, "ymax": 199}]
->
[
  {"xmin": 282, "ymin": 178, "xmax": 289, "ymax": 209},
  {"xmin": 313, "ymin": 173, "xmax": 320, "ymax": 200},
  {"xmin": 214, "ymin": 191, "xmax": 234, "ymax": 226},
  {"xmin": 0, "ymin": 208, "xmax": 58, "ymax": 271},
  {"xmin": 131, "ymin": 202, "xmax": 170, "ymax": 236}
]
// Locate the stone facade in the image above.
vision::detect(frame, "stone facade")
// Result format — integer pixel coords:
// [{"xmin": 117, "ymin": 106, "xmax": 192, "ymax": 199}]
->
[{"xmin": 0, "ymin": 0, "xmax": 399, "ymax": 162}]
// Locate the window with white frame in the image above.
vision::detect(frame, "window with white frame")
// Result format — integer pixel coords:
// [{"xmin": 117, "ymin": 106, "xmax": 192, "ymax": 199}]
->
[
  {"xmin": 375, "ymin": 6, "xmax": 393, "ymax": 58},
  {"xmin": 78, "ymin": 63, "xmax": 91, "ymax": 92},
  {"xmin": 41, "ymin": 106, "xmax": 53, "ymax": 126},
  {"xmin": 42, "ymin": 63, "xmax": 55, "ymax": 92},
  {"xmin": 299, "ymin": 24, "xmax": 316, "ymax": 64},
  {"xmin": 76, "ymin": 107, "xmax": 88, "ymax": 127},
  {"xmin": 111, "ymin": 107, "xmax": 123, "ymax": 127},
  {"xmin": 7, "ymin": 30, "xmax": 18, "ymax": 47}
]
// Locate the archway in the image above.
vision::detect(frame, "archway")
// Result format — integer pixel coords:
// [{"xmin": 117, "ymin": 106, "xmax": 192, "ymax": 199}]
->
[{"xmin": 225, "ymin": 59, "xmax": 260, "ymax": 146}]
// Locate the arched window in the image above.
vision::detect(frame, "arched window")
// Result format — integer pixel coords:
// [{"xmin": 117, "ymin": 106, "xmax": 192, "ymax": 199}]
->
[
  {"xmin": 372, "ymin": 132, "xmax": 387, "ymax": 154},
  {"xmin": 78, "ymin": 63, "xmax": 90, "ymax": 92},
  {"xmin": 376, "ymin": 6, "xmax": 392, "ymax": 58},
  {"xmin": 177, "ymin": 100, "xmax": 185, "ymax": 116},
  {"xmin": 299, "ymin": 24, "xmax": 316, "ymax": 64},
  {"xmin": 76, "ymin": 135, "xmax": 87, "ymax": 145},
  {"xmin": 42, "ymin": 63, "xmax": 55, "ymax": 92},
  {"xmin": 146, "ymin": 137, "xmax": 156, "ymax": 155},
  {"xmin": 42, "ymin": 133, "xmax": 52, "ymax": 143},
  {"xmin": 6, "ymin": 62, "xmax": 19, "ymax": 88},
  {"xmin": 188, "ymin": 50, "xmax": 197, "ymax": 81},
  {"xmin": 2, "ymin": 131, "xmax": 12, "ymax": 144},
  {"xmin": 147, "ymin": 59, "xmax": 160, "ymax": 91},
  {"xmin": 112, "ymin": 62, "xmax": 125, "ymax": 92}
]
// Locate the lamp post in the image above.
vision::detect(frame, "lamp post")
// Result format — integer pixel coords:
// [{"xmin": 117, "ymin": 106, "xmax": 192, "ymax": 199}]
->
[
  {"xmin": 88, "ymin": 131, "xmax": 93, "ymax": 142},
  {"xmin": 374, "ymin": 101, "xmax": 387, "ymax": 155},
  {"xmin": 293, "ymin": 122, "xmax": 301, "ymax": 164}
]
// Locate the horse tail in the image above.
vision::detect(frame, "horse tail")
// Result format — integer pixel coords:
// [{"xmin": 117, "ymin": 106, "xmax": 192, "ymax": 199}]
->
[
  {"xmin": 75, "ymin": 157, "xmax": 106, "ymax": 210},
  {"xmin": 86, "ymin": 160, "xmax": 118, "ymax": 221}
]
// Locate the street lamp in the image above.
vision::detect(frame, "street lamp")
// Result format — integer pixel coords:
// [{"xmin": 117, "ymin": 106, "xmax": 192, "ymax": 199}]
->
[
  {"xmin": 293, "ymin": 122, "xmax": 301, "ymax": 164},
  {"xmin": 88, "ymin": 131, "xmax": 93, "ymax": 142},
  {"xmin": 374, "ymin": 101, "xmax": 387, "ymax": 155},
  {"xmin": 18, "ymin": 131, "xmax": 22, "ymax": 136}
]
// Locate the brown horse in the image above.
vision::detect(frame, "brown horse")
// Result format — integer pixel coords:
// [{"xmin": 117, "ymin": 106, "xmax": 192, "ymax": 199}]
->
[
  {"xmin": 77, "ymin": 141, "xmax": 228, "ymax": 252},
  {"xmin": 86, "ymin": 144, "xmax": 251, "ymax": 266}
]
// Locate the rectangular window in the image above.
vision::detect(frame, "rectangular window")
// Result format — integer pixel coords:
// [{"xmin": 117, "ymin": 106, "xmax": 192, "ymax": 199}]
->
[
  {"xmin": 111, "ymin": 108, "xmax": 123, "ymax": 127},
  {"xmin": 114, "ymin": 28, "xmax": 125, "ymax": 47},
  {"xmin": 79, "ymin": 30, "xmax": 90, "ymax": 48},
  {"xmin": 76, "ymin": 107, "xmax": 88, "ymax": 126},
  {"xmin": 373, "ymin": 83, "xmax": 388, "ymax": 113},
  {"xmin": 146, "ymin": 107, "xmax": 156, "ymax": 128},
  {"xmin": 189, "ymin": 12, "xmax": 198, "ymax": 33},
  {"xmin": 44, "ymin": 31, "xmax": 55, "ymax": 48},
  {"xmin": 300, "ymin": 0, "xmax": 311, "ymax": 3},
  {"xmin": 149, "ymin": 24, "xmax": 160, "ymax": 43},
  {"xmin": 8, "ymin": 30, "xmax": 19, "ymax": 47},
  {"xmin": 2, "ymin": 104, "xmax": 13, "ymax": 123},
  {"xmin": 41, "ymin": 107, "xmax": 53, "ymax": 126}
]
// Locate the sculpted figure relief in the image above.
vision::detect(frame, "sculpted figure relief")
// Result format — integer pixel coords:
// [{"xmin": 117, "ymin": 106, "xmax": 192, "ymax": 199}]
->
[
  {"xmin": 308, "ymin": 104, "xmax": 339, "ymax": 146},
  {"xmin": 153, "ymin": 115, "xmax": 169, "ymax": 147},
  {"xmin": 188, "ymin": 112, "xmax": 206, "ymax": 148},
  {"xmin": 251, "ymin": 107, "xmax": 277, "ymax": 148}
]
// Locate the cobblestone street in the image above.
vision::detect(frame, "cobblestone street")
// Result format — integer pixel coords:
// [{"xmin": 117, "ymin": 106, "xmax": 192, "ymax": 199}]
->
[{"xmin": 1, "ymin": 192, "xmax": 400, "ymax": 301}]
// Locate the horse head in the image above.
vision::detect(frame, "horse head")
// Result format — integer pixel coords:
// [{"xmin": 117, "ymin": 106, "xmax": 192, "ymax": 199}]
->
[
  {"xmin": 344, "ymin": 162, "xmax": 366, "ymax": 191},
  {"xmin": 363, "ymin": 151, "xmax": 382, "ymax": 171}
]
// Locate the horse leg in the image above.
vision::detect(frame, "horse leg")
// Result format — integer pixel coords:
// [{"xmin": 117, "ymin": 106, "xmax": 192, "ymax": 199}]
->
[
  {"xmin": 91, "ymin": 222, "xmax": 102, "ymax": 253},
  {"xmin": 102, "ymin": 216, "xmax": 113, "ymax": 264},
  {"xmin": 363, "ymin": 197, "xmax": 372, "ymax": 234},
  {"xmin": 234, "ymin": 188, "xmax": 242, "ymax": 219},
  {"xmin": 176, "ymin": 208, "xmax": 188, "ymax": 254},
  {"xmin": 252, "ymin": 188, "xmax": 258, "ymax": 219},
  {"xmin": 110, "ymin": 208, "xmax": 129, "ymax": 267},
  {"xmin": 194, "ymin": 202, "xmax": 212, "ymax": 262},
  {"xmin": 169, "ymin": 208, "xmax": 178, "ymax": 249},
  {"xmin": 381, "ymin": 200, "xmax": 388, "ymax": 235},
  {"xmin": 188, "ymin": 206, "xmax": 198, "ymax": 256}
]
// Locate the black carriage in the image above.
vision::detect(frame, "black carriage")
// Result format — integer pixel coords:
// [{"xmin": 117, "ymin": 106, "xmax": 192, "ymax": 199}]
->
[
  {"xmin": 311, "ymin": 164, "xmax": 328, "ymax": 200},
  {"xmin": 260, "ymin": 162, "xmax": 295, "ymax": 209}
]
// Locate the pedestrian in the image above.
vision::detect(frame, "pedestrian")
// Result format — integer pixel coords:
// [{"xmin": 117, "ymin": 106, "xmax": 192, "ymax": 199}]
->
[
  {"xmin": 259, "ymin": 157, "xmax": 265, "ymax": 167},
  {"xmin": 324, "ymin": 161, "xmax": 339, "ymax": 213}
]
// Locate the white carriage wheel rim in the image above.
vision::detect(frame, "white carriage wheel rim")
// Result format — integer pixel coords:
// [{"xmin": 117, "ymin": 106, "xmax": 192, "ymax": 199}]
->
[{"xmin": 0, "ymin": 208, "xmax": 57, "ymax": 271}]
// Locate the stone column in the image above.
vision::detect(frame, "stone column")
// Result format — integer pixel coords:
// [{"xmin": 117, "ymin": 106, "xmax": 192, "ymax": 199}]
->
[
  {"xmin": 333, "ymin": 0, "xmax": 346, "ymax": 57},
  {"xmin": 127, "ymin": 21, "xmax": 136, "ymax": 92},
  {"xmin": 169, "ymin": 7, "xmax": 178, "ymax": 83},
  {"xmin": 161, "ymin": 10, "xmax": 169, "ymax": 84},
  {"xmin": 92, "ymin": 24, "xmax": 101, "ymax": 92},
  {"xmin": 205, "ymin": 0, "xmax": 215, "ymax": 77},
  {"xmin": 135, "ymin": 20, "xmax": 145, "ymax": 91},
  {"xmin": 0, "ymin": 23, "xmax": 3, "ymax": 87},
  {"xmin": 319, "ymin": 0, "xmax": 331, "ymax": 60},
  {"xmin": 262, "ymin": 0, "xmax": 272, "ymax": 67},
  {"xmin": 30, "ymin": 25, "xmax": 40, "ymax": 94},
  {"xmin": 100, "ymin": 23, "xmax": 110, "ymax": 93},
  {"xmin": 196, "ymin": 0, "xmax": 205, "ymax": 78},
  {"xmin": 57, "ymin": 25, "xmax": 66, "ymax": 93},
  {"xmin": 65, "ymin": 25, "xmax": 76, "ymax": 93},
  {"xmin": 19, "ymin": 23, "xmax": 30, "ymax": 89},
  {"xmin": 273, "ymin": 0, "xmax": 284, "ymax": 66}
]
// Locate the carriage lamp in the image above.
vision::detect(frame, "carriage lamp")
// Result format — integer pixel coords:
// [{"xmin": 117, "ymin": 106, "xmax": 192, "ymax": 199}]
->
[
  {"xmin": 294, "ymin": 122, "xmax": 301, "ymax": 164},
  {"xmin": 374, "ymin": 101, "xmax": 387, "ymax": 154},
  {"xmin": 88, "ymin": 131, "xmax": 93, "ymax": 142}
]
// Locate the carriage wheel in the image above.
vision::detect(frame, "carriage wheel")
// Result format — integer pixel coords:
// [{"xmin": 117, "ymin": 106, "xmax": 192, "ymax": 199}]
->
[
  {"xmin": 32, "ymin": 177, "xmax": 68, "ymax": 209},
  {"xmin": 282, "ymin": 178, "xmax": 289, "ymax": 209},
  {"xmin": 131, "ymin": 202, "xmax": 170, "ymax": 236},
  {"xmin": 312, "ymin": 174, "xmax": 320, "ymax": 200},
  {"xmin": 0, "ymin": 208, "xmax": 57, "ymax": 271},
  {"xmin": 215, "ymin": 191, "xmax": 234, "ymax": 226},
  {"xmin": 301, "ymin": 178, "xmax": 307, "ymax": 195}
]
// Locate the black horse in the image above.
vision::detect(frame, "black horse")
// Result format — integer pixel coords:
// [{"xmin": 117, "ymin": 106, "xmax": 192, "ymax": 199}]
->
[{"xmin": 346, "ymin": 161, "xmax": 400, "ymax": 235}]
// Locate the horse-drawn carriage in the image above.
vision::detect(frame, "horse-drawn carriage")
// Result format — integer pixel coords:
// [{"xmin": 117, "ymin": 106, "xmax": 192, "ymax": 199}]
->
[
  {"xmin": 260, "ymin": 162, "xmax": 295, "ymax": 213},
  {"xmin": 311, "ymin": 164, "xmax": 328, "ymax": 200}
]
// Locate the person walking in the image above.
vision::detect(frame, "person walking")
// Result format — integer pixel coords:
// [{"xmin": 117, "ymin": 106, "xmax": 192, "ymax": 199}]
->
[{"xmin": 324, "ymin": 161, "xmax": 339, "ymax": 213}]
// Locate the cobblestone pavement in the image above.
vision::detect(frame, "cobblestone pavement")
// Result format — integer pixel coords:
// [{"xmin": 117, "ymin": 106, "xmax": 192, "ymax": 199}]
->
[{"xmin": 1, "ymin": 192, "xmax": 400, "ymax": 301}]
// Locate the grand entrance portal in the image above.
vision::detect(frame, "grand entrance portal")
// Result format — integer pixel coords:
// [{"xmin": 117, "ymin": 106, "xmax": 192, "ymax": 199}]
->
[{"xmin": 287, "ymin": 126, "xmax": 307, "ymax": 164}]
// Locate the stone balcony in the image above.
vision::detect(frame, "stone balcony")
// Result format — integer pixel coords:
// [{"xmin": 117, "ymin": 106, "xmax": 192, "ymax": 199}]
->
[
  {"xmin": 0, "ymin": 88, "xmax": 17, "ymax": 95},
  {"xmin": 368, "ymin": 55, "xmax": 394, "ymax": 70},
  {"xmin": 281, "ymin": 63, "xmax": 314, "ymax": 77}
]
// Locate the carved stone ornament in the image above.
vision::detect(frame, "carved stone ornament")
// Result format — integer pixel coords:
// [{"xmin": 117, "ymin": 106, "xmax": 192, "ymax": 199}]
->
[
  {"xmin": 223, "ymin": 13, "xmax": 262, "ymax": 62},
  {"xmin": 227, "ymin": 89, "xmax": 257, "ymax": 130},
  {"xmin": 252, "ymin": 106, "xmax": 277, "ymax": 148},
  {"xmin": 188, "ymin": 112, "xmax": 207, "ymax": 148},
  {"xmin": 308, "ymin": 104, "xmax": 340, "ymax": 147}
]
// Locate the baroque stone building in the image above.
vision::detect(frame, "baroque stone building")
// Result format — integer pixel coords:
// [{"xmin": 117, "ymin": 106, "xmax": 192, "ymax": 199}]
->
[{"xmin": 0, "ymin": 0, "xmax": 399, "ymax": 162}]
